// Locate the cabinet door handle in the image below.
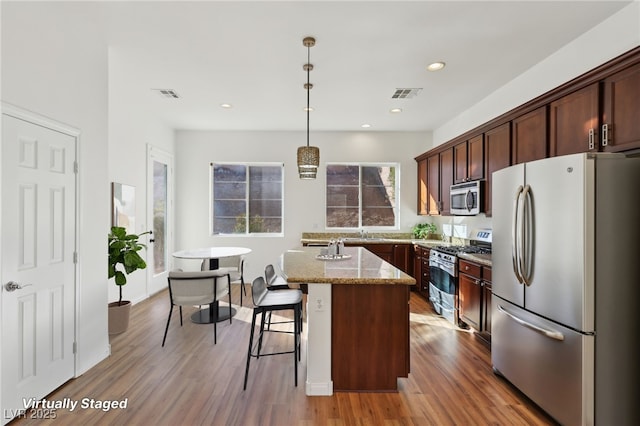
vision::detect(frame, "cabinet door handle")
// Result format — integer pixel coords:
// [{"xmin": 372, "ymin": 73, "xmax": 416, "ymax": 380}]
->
[
  {"xmin": 465, "ymin": 265, "xmax": 470, "ymax": 271},
  {"xmin": 602, "ymin": 123, "xmax": 609, "ymax": 146},
  {"xmin": 588, "ymin": 128, "xmax": 595, "ymax": 150}
]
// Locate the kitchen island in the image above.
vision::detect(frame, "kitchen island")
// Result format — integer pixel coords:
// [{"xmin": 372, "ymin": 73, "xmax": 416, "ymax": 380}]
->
[{"xmin": 279, "ymin": 246, "xmax": 416, "ymax": 395}]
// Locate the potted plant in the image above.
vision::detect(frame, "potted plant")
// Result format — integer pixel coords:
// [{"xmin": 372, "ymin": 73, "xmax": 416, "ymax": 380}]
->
[
  {"xmin": 412, "ymin": 222, "xmax": 438, "ymax": 240},
  {"xmin": 107, "ymin": 226, "xmax": 150, "ymax": 334}
]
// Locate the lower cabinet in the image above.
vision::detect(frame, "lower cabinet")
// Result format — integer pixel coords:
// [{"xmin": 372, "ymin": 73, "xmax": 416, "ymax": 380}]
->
[
  {"xmin": 458, "ymin": 259, "xmax": 492, "ymax": 344},
  {"xmin": 347, "ymin": 243, "xmax": 413, "ymax": 277},
  {"xmin": 413, "ymin": 245, "xmax": 430, "ymax": 300}
]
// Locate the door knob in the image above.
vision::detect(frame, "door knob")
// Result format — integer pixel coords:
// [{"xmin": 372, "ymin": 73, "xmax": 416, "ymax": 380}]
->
[{"xmin": 4, "ymin": 281, "xmax": 32, "ymax": 292}]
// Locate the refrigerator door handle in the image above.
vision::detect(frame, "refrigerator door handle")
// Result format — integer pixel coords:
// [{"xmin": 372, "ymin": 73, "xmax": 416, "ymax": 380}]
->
[
  {"xmin": 519, "ymin": 185, "xmax": 531, "ymax": 285},
  {"xmin": 512, "ymin": 185, "xmax": 524, "ymax": 284},
  {"xmin": 497, "ymin": 305, "xmax": 565, "ymax": 341}
]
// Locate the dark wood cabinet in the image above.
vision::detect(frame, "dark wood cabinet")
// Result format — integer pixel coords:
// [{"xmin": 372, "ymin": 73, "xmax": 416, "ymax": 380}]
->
[
  {"xmin": 417, "ymin": 158, "xmax": 428, "ymax": 215},
  {"xmin": 332, "ymin": 284, "xmax": 410, "ymax": 391},
  {"xmin": 454, "ymin": 135, "xmax": 484, "ymax": 184},
  {"xmin": 439, "ymin": 149, "xmax": 453, "ymax": 216},
  {"xmin": 416, "ymin": 49, "xmax": 639, "ymax": 218},
  {"xmin": 458, "ymin": 259, "xmax": 492, "ymax": 345},
  {"xmin": 550, "ymin": 83, "xmax": 599, "ymax": 156},
  {"xmin": 483, "ymin": 123, "xmax": 511, "ymax": 216},
  {"xmin": 468, "ymin": 135, "xmax": 484, "ymax": 181},
  {"xmin": 459, "ymin": 269, "xmax": 482, "ymax": 330},
  {"xmin": 393, "ymin": 244, "xmax": 413, "ymax": 276},
  {"xmin": 413, "ymin": 245, "xmax": 430, "ymax": 300},
  {"xmin": 513, "ymin": 106, "xmax": 548, "ymax": 164},
  {"xmin": 426, "ymin": 154, "xmax": 440, "ymax": 215},
  {"xmin": 348, "ymin": 243, "xmax": 413, "ymax": 277},
  {"xmin": 602, "ymin": 62, "xmax": 640, "ymax": 152},
  {"xmin": 480, "ymin": 280, "xmax": 493, "ymax": 342},
  {"xmin": 454, "ymin": 141, "xmax": 468, "ymax": 184},
  {"xmin": 359, "ymin": 243, "xmax": 393, "ymax": 264}
]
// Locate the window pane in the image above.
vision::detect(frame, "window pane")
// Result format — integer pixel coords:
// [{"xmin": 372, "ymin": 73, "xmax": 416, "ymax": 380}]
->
[
  {"xmin": 153, "ymin": 161, "xmax": 168, "ymax": 274},
  {"xmin": 327, "ymin": 165, "xmax": 359, "ymax": 185},
  {"xmin": 326, "ymin": 164, "xmax": 398, "ymax": 229},
  {"xmin": 212, "ymin": 163, "xmax": 283, "ymax": 235},
  {"xmin": 214, "ymin": 217, "xmax": 244, "ymax": 234},
  {"xmin": 327, "ymin": 186, "xmax": 359, "ymax": 208},
  {"xmin": 214, "ymin": 164, "xmax": 246, "ymax": 181},
  {"xmin": 327, "ymin": 207, "xmax": 359, "ymax": 228},
  {"xmin": 362, "ymin": 166, "xmax": 397, "ymax": 227}
]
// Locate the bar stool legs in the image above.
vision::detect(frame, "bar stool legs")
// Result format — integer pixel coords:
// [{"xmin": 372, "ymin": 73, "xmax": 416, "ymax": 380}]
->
[{"xmin": 243, "ymin": 301, "xmax": 302, "ymax": 390}]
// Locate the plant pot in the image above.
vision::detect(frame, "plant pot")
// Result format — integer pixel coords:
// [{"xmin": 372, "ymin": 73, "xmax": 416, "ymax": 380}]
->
[{"xmin": 108, "ymin": 301, "xmax": 132, "ymax": 335}]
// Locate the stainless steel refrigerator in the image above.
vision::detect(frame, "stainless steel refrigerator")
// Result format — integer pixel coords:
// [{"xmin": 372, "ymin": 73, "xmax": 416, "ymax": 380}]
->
[{"xmin": 491, "ymin": 152, "xmax": 640, "ymax": 426}]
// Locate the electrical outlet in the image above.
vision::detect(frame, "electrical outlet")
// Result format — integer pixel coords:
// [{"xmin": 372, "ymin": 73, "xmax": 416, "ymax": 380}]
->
[{"xmin": 315, "ymin": 297, "xmax": 324, "ymax": 312}]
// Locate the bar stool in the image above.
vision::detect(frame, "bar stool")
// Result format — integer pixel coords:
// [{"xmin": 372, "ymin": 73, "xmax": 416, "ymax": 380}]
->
[{"xmin": 243, "ymin": 276, "xmax": 303, "ymax": 390}]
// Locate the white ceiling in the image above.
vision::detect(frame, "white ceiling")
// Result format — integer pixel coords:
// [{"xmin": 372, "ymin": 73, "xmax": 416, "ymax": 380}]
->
[{"xmin": 101, "ymin": 1, "xmax": 631, "ymax": 132}]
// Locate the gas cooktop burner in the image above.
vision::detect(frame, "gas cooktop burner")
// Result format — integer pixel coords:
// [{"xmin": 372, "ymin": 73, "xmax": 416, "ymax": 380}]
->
[{"xmin": 433, "ymin": 245, "xmax": 492, "ymax": 255}]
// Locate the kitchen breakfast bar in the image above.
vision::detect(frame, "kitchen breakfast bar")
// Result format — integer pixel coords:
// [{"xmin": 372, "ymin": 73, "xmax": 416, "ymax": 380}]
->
[{"xmin": 279, "ymin": 246, "xmax": 416, "ymax": 395}]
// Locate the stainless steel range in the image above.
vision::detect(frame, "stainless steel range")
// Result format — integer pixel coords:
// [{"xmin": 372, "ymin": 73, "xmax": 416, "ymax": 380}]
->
[{"xmin": 428, "ymin": 229, "xmax": 491, "ymax": 324}]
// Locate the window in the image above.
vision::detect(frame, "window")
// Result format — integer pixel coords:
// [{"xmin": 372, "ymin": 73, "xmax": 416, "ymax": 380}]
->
[
  {"xmin": 211, "ymin": 163, "xmax": 283, "ymax": 235},
  {"xmin": 326, "ymin": 163, "xmax": 399, "ymax": 229}
]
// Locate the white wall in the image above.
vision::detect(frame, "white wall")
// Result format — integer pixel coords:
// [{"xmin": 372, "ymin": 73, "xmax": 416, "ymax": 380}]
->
[
  {"xmin": 173, "ymin": 130, "xmax": 429, "ymax": 280},
  {"xmin": 433, "ymin": 1, "xmax": 640, "ymax": 147},
  {"xmin": 108, "ymin": 47, "xmax": 175, "ymax": 305},
  {"xmin": 1, "ymin": 2, "xmax": 110, "ymax": 375}
]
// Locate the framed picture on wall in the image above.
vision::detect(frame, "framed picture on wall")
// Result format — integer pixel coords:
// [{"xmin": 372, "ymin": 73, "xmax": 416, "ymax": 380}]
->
[{"xmin": 111, "ymin": 182, "xmax": 136, "ymax": 234}]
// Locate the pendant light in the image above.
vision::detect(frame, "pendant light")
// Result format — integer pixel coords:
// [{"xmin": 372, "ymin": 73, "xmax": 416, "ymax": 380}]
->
[{"xmin": 297, "ymin": 36, "xmax": 320, "ymax": 180}]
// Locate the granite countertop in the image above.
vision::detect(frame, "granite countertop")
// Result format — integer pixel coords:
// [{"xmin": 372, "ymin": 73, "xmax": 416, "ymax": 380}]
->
[
  {"xmin": 300, "ymin": 232, "xmax": 449, "ymax": 248},
  {"xmin": 457, "ymin": 252, "xmax": 492, "ymax": 267},
  {"xmin": 279, "ymin": 246, "xmax": 416, "ymax": 285}
]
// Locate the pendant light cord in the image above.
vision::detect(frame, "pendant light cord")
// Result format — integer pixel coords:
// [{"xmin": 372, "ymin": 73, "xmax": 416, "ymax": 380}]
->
[{"xmin": 306, "ymin": 45, "xmax": 310, "ymax": 148}]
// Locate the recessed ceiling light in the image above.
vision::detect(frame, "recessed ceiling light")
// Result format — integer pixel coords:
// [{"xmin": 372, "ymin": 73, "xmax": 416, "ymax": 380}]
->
[
  {"xmin": 220, "ymin": 103, "xmax": 233, "ymax": 109},
  {"xmin": 361, "ymin": 124, "xmax": 371, "ymax": 128},
  {"xmin": 427, "ymin": 62, "xmax": 446, "ymax": 72},
  {"xmin": 390, "ymin": 108, "xmax": 403, "ymax": 113}
]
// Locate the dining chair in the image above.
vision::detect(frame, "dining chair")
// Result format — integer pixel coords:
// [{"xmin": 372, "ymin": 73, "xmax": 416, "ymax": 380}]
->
[
  {"xmin": 243, "ymin": 276, "xmax": 303, "ymax": 390},
  {"xmin": 217, "ymin": 255, "xmax": 247, "ymax": 306},
  {"xmin": 162, "ymin": 269, "xmax": 231, "ymax": 347}
]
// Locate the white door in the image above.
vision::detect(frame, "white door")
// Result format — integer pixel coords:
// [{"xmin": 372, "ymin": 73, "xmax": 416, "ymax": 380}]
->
[
  {"xmin": 146, "ymin": 145, "xmax": 173, "ymax": 295},
  {"xmin": 1, "ymin": 112, "xmax": 77, "ymax": 423}
]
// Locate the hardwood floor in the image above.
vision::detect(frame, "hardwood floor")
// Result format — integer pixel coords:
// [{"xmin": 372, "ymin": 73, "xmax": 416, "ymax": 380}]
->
[{"xmin": 10, "ymin": 285, "xmax": 556, "ymax": 425}]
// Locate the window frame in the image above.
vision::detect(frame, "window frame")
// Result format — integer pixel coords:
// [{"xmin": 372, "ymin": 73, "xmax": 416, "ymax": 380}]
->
[
  {"xmin": 325, "ymin": 162, "xmax": 400, "ymax": 231},
  {"xmin": 210, "ymin": 162, "xmax": 285, "ymax": 237}
]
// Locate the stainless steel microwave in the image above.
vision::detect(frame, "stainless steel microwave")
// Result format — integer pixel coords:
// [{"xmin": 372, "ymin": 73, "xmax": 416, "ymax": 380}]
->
[{"xmin": 450, "ymin": 180, "xmax": 483, "ymax": 215}]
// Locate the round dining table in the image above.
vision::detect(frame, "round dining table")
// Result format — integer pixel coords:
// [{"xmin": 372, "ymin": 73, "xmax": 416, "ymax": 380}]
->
[{"xmin": 172, "ymin": 246, "xmax": 252, "ymax": 324}]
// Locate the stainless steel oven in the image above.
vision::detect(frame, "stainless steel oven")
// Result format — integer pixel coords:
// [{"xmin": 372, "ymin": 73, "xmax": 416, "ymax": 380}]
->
[
  {"xmin": 428, "ymin": 229, "xmax": 492, "ymax": 325},
  {"xmin": 429, "ymin": 249, "xmax": 458, "ymax": 324}
]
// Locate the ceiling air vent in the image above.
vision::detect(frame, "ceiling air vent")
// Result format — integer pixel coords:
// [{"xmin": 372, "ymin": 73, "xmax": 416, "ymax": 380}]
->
[
  {"xmin": 152, "ymin": 89, "xmax": 181, "ymax": 99},
  {"xmin": 391, "ymin": 88, "xmax": 422, "ymax": 99}
]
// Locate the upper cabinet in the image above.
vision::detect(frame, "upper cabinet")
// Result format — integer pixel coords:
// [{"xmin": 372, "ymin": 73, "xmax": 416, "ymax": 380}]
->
[
  {"xmin": 454, "ymin": 135, "xmax": 484, "ymax": 184},
  {"xmin": 484, "ymin": 123, "xmax": 511, "ymax": 216},
  {"xmin": 512, "ymin": 106, "xmax": 548, "ymax": 164},
  {"xmin": 602, "ymin": 62, "xmax": 640, "ymax": 152},
  {"xmin": 550, "ymin": 83, "xmax": 599, "ymax": 156},
  {"xmin": 415, "ymin": 47, "xmax": 640, "ymax": 217},
  {"xmin": 426, "ymin": 154, "xmax": 440, "ymax": 215},
  {"xmin": 439, "ymin": 149, "xmax": 453, "ymax": 216},
  {"xmin": 417, "ymin": 158, "xmax": 428, "ymax": 215}
]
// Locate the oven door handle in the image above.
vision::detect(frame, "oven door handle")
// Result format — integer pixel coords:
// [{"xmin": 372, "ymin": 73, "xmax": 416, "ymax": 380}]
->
[{"xmin": 512, "ymin": 185, "xmax": 524, "ymax": 284}]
